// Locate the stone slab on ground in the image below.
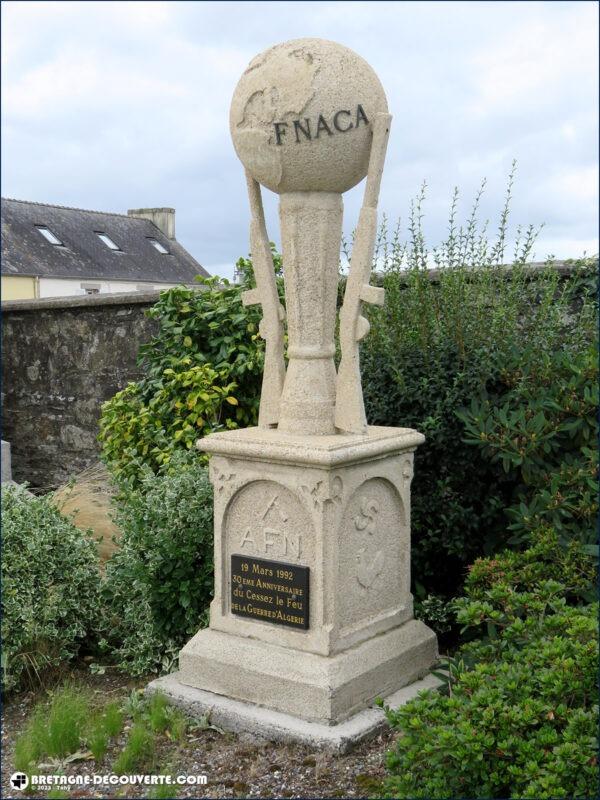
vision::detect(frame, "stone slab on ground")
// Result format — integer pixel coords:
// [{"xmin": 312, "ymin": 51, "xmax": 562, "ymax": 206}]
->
[{"xmin": 146, "ymin": 671, "xmax": 442, "ymax": 754}]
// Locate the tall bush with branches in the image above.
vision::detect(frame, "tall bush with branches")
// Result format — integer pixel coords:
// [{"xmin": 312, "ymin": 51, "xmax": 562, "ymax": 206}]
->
[{"xmin": 357, "ymin": 162, "xmax": 598, "ymax": 597}]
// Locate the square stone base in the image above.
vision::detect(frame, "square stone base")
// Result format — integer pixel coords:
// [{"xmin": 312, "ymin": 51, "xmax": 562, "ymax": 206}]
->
[
  {"xmin": 178, "ymin": 619, "xmax": 437, "ymax": 726},
  {"xmin": 147, "ymin": 670, "xmax": 442, "ymax": 754},
  {"xmin": 176, "ymin": 425, "xmax": 438, "ymax": 732}
]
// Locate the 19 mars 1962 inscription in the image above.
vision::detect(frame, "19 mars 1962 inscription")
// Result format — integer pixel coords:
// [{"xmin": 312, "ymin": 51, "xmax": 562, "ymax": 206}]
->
[{"xmin": 231, "ymin": 554, "xmax": 309, "ymax": 630}]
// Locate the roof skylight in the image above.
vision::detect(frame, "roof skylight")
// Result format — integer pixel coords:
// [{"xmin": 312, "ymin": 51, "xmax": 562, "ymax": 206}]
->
[
  {"xmin": 36, "ymin": 226, "xmax": 62, "ymax": 246},
  {"xmin": 95, "ymin": 232, "xmax": 121, "ymax": 251},
  {"xmin": 147, "ymin": 237, "xmax": 169, "ymax": 254}
]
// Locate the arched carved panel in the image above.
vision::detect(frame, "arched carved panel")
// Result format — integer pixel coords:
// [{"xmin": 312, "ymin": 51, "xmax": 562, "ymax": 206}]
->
[{"xmin": 337, "ymin": 477, "xmax": 408, "ymax": 626}]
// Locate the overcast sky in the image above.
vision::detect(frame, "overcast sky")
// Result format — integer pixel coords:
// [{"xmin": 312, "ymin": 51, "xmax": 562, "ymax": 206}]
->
[{"xmin": 2, "ymin": 0, "xmax": 598, "ymax": 278}]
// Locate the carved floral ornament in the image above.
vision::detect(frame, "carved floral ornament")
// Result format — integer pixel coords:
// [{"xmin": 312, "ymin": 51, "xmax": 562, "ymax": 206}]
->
[
  {"xmin": 211, "ymin": 462, "xmax": 236, "ymax": 494},
  {"xmin": 299, "ymin": 475, "xmax": 343, "ymax": 509}
]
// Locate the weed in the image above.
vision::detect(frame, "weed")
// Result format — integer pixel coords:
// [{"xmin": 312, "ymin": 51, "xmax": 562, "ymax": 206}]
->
[
  {"xmin": 149, "ymin": 781, "xmax": 178, "ymax": 799},
  {"xmin": 13, "ymin": 715, "xmax": 44, "ymax": 772},
  {"xmin": 86, "ymin": 698, "xmax": 125, "ymax": 762},
  {"xmin": 146, "ymin": 692, "xmax": 188, "ymax": 742},
  {"xmin": 14, "ymin": 686, "xmax": 89, "ymax": 768},
  {"xmin": 101, "ymin": 701, "xmax": 125, "ymax": 737},
  {"xmin": 147, "ymin": 691, "xmax": 171, "ymax": 732},
  {"xmin": 355, "ymin": 772, "xmax": 384, "ymax": 796},
  {"xmin": 87, "ymin": 724, "xmax": 109, "ymax": 763},
  {"xmin": 169, "ymin": 712, "xmax": 188, "ymax": 743},
  {"xmin": 113, "ymin": 722, "xmax": 156, "ymax": 774},
  {"xmin": 124, "ymin": 687, "xmax": 146, "ymax": 720},
  {"xmin": 44, "ymin": 688, "xmax": 89, "ymax": 758},
  {"xmin": 14, "ymin": 685, "xmax": 126, "ymax": 772}
]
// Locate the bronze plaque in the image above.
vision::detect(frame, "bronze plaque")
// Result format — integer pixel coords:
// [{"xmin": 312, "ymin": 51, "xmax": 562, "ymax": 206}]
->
[{"xmin": 230, "ymin": 554, "xmax": 309, "ymax": 630}]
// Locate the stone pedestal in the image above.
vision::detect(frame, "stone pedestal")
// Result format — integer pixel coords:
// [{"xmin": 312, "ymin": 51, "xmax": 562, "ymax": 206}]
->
[{"xmin": 176, "ymin": 426, "xmax": 437, "ymax": 729}]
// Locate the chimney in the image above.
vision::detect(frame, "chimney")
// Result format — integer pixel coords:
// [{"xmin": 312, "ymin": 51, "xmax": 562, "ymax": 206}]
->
[{"xmin": 127, "ymin": 207, "xmax": 176, "ymax": 240}]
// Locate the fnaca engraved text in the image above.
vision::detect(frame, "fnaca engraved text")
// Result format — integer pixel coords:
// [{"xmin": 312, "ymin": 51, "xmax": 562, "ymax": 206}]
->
[{"xmin": 273, "ymin": 105, "xmax": 369, "ymax": 145}]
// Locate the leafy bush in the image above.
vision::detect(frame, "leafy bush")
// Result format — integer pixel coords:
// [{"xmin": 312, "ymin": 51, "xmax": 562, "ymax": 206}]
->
[
  {"xmin": 461, "ymin": 526, "xmax": 597, "ymax": 608},
  {"xmin": 360, "ymin": 171, "xmax": 598, "ymax": 595},
  {"xmin": 99, "ymin": 362, "xmax": 239, "ymax": 485},
  {"xmin": 100, "ymin": 452, "xmax": 214, "ymax": 676},
  {"xmin": 414, "ymin": 593, "xmax": 453, "ymax": 636},
  {"xmin": 458, "ymin": 342, "xmax": 598, "ymax": 545},
  {"xmin": 99, "ymin": 254, "xmax": 283, "ymax": 486},
  {"xmin": 1, "ymin": 485, "xmax": 100, "ymax": 691},
  {"xmin": 382, "ymin": 531, "xmax": 598, "ymax": 799}
]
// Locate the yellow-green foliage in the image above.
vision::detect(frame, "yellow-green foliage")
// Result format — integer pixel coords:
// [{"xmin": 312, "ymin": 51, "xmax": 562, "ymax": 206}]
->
[
  {"xmin": 99, "ymin": 362, "xmax": 238, "ymax": 483},
  {"xmin": 99, "ymin": 266, "xmax": 282, "ymax": 486}
]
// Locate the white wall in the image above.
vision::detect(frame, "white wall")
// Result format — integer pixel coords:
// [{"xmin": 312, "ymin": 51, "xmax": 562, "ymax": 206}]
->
[{"xmin": 38, "ymin": 278, "xmax": 187, "ymax": 297}]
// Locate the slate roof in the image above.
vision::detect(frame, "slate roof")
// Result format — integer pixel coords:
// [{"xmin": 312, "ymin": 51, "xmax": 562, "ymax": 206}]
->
[{"xmin": 1, "ymin": 198, "xmax": 209, "ymax": 283}]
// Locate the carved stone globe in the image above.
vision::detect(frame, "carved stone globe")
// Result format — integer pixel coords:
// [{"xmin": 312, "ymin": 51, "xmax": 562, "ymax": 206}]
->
[{"xmin": 230, "ymin": 38, "xmax": 388, "ymax": 194}]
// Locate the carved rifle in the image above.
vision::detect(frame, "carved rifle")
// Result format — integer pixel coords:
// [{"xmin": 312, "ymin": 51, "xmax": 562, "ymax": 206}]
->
[
  {"xmin": 241, "ymin": 171, "xmax": 286, "ymax": 427},
  {"xmin": 335, "ymin": 112, "xmax": 392, "ymax": 434}
]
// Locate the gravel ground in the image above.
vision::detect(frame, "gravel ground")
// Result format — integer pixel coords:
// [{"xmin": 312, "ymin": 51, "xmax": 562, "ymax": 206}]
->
[{"xmin": 1, "ymin": 670, "xmax": 394, "ymax": 799}]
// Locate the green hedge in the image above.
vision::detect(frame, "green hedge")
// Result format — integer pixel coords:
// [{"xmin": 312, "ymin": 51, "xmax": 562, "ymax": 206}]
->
[
  {"xmin": 99, "ymin": 452, "xmax": 214, "ymax": 676},
  {"xmin": 1, "ymin": 485, "xmax": 100, "ymax": 691},
  {"xmin": 362, "ymin": 250, "xmax": 597, "ymax": 595},
  {"xmin": 382, "ymin": 529, "xmax": 598, "ymax": 799},
  {"xmin": 99, "ymin": 253, "xmax": 282, "ymax": 487}
]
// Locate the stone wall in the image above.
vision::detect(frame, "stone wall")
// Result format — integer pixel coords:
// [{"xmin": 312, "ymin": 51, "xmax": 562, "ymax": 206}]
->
[
  {"xmin": 1, "ymin": 292, "xmax": 162, "ymax": 488},
  {"xmin": 0, "ymin": 260, "xmax": 585, "ymax": 489}
]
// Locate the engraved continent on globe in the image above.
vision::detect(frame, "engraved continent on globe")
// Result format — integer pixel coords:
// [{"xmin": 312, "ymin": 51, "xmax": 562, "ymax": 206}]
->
[{"xmin": 230, "ymin": 38, "xmax": 388, "ymax": 194}]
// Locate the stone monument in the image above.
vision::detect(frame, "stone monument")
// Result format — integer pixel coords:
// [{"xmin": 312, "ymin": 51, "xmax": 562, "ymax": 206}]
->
[{"xmin": 151, "ymin": 37, "xmax": 438, "ymax": 749}]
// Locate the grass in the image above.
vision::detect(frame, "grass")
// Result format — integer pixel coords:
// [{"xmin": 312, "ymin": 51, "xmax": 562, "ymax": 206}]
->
[
  {"xmin": 112, "ymin": 722, "xmax": 156, "ymax": 774},
  {"xmin": 50, "ymin": 462, "xmax": 121, "ymax": 565},
  {"xmin": 13, "ymin": 683, "xmax": 190, "ymax": 784},
  {"xmin": 147, "ymin": 691, "xmax": 172, "ymax": 732},
  {"xmin": 146, "ymin": 691, "xmax": 188, "ymax": 741},
  {"xmin": 14, "ymin": 685, "xmax": 89, "ymax": 769},
  {"xmin": 102, "ymin": 701, "xmax": 125, "ymax": 737},
  {"xmin": 88, "ymin": 723, "xmax": 110, "ymax": 763},
  {"xmin": 87, "ymin": 701, "xmax": 123, "ymax": 762},
  {"xmin": 150, "ymin": 782, "xmax": 178, "ymax": 799},
  {"xmin": 14, "ymin": 685, "xmax": 126, "ymax": 771}
]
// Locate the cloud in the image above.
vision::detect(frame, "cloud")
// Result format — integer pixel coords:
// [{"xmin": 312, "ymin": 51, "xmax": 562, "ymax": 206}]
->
[
  {"xmin": 2, "ymin": 0, "xmax": 598, "ymax": 278},
  {"xmin": 467, "ymin": 4, "xmax": 598, "ymax": 119}
]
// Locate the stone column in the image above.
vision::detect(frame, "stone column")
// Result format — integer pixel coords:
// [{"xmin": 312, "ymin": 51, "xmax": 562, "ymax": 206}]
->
[{"xmin": 278, "ymin": 192, "xmax": 342, "ymax": 435}]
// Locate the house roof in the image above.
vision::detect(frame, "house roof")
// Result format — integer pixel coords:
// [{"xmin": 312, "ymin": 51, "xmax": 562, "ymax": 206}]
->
[{"xmin": 1, "ymin": 198, "xmax": 209, "ymax": 283}]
